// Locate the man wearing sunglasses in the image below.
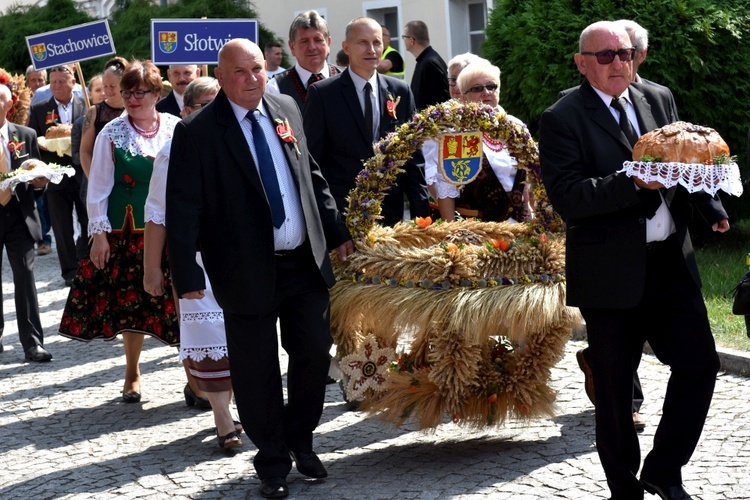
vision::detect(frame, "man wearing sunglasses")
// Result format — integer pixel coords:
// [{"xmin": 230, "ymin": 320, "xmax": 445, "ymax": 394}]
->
[{"xmin": 540, "ymin": 20, "xmax": 728, "ymax": 500}]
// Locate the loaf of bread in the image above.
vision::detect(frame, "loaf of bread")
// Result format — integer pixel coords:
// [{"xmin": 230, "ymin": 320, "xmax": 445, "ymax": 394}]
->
[
  {"xmin": 45, "ymin": 124, "xmax": 72, "ymax": 139},
  {"xmin": 632, "ymin": 121, "xmax": 730, "ymax": 164}
]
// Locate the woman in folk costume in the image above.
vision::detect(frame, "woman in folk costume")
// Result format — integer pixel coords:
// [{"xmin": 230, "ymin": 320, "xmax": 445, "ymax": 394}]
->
[{"xmin": 59, "ymin": 60, "xmax": 181, "ymax": 403}]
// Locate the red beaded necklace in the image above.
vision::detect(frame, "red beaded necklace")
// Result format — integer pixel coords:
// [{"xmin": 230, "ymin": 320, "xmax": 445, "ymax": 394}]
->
[
  {"xmin": 482, "ymin": 133, "xmax": 505, "ymax": 152},
  {"xmin": 128, "ymin": 115, "xmax": 160, "ymax": 138}
]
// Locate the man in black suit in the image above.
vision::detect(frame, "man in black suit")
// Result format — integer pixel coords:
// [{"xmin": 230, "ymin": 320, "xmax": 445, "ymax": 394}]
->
[
  {"xmin": 28, "ymin": 64, "xmax": 87, "ymax": 287},
  {"xmin": 540, "ymin": 21, "xmax": 727, "ymax": 499},
  {"xmin": 0, "ymin": 85, "xmax": 52, "ymax": 362},
  {"xmin": 266, "ymin": 10, "xmax": 340, "ymax": 109},
  {"xmin": 402, "ymin": 20, "xmax": 450, "ymax": 110},
  {"xmin": 303, "ymin": 17, "xmax": 430, "ymax": 226},
  {"xmin": 166, "ymin": 39, "xmax": 353, "ymax": 499},
  {"xmin": 559, "ymin": 19, "xmax": 680, "ymax": 432},
  {"xmin": 156, "ymin": 64, "xmax": 201, "ymax": 116}
]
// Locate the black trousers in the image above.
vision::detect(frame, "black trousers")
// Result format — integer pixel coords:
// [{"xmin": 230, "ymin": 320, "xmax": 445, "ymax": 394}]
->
[
  {"xmin": 47, "ymin": 177, "xmax": 88, "ymax": 281},
  {"xmin": 224, "ymin": 243, "xmax": 332, "ymax": 480},
  {"xmin": 580, "ymin": 235, "xmax": 720, "ymax": 499},
  {"xmin": 0, "ymin": 201, "xmax": 45, "ymax": 353}
]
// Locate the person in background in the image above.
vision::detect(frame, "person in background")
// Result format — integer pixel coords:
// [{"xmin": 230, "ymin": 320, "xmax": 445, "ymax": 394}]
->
[
  {"xmin": 156, "ymin": 64, "xmax": 201, "ymax": 117},
  {"xmin": 266, "ymin": 10, "xmax": 340, "ymax": 109},
  {"xmin": 87, "ymin": 74, "xmax": 105, "ymax": 105},
  {"xmin": 423, "ymin": 52, "xmax": 486, "ymax": 203},
  {"xmin": 264, "ymin": 40, "xmax": 286, "ymax": 79},
  {"xmin": 377, "ymin": 26, "xmax": 404, "ymax": 79},
  {"xmin": 144, "ymin": 76, "xmax": 240, "ymax": 447},
  {"xmin": 30, "ymin": 63, "xmax": 86, "ymax": 106},
  {"xmin": 303, "ymin": 17, "xmax": 429, "ymax": 226},
  {"xmin": 70, "ymin": 72, "xmax": 106, "ymax": 205},
  {"xmin": 0, "ymin": 84, "xmax": 51, "ymax": 362},
  {"xmin": 401, "ymin": 20, "xmax": 450, "ymax": 110},
  {"xmin": 335, "ymin": 49, "xmax": 349, "ymax": 70},
  {"xmin": 539, "ymin": 20, "xmax": 727, "ymax": 499},
  {"xmin": 58, "ymin": 60, "xmax": 182, "ymax": 404},
  {"xmin": 25, "ymin": 66, "xmax": 47, "ymax": 94},
  {"xmin": 434, "ymin": 61, "xmax": 532, "ymax": 223},
  {"xmin": 166, "ymin": 39, "xmax": 353, "ymax": 499},
  {"xmin": 28, "ymin": 64, "xmax": 88, "ymax": 284}
]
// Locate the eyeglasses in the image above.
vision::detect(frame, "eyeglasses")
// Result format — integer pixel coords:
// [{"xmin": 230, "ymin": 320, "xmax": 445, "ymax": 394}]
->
[
  {"xmin": 580, "ymin": 48, "xmax": 636, "ymax": 65},
  {"xmin": 50, "ymin": 65, "xmax": 72, "ymax": 74},
  {"xmin": 187, "ymin": 102, "xmax": 211, "ymax": 109},
  {"xmin": 464, "ymin": 83, "xmax": 499, "ymax": 94},
  {"xmin": 120, "ymin": 89, "xmax": 152, "ymax": 100},
  {"xmin": 448, "ymin": 78, "xmax": 458, "ymax": 87},
  {"xmin": 401, "ymin": 35, "xmax": 414, "ymax": 41}
]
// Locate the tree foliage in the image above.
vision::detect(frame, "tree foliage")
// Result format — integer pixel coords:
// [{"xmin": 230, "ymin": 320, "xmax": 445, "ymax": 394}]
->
[{"xmin": 485, "ymin": 0, "xmax": 750, "ymax": 219}]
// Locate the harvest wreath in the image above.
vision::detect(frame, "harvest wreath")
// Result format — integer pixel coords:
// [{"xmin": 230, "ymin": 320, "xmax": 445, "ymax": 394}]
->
[{"xmin": 330, "ymin": 100, "xmax": 578, "ymax": 430}]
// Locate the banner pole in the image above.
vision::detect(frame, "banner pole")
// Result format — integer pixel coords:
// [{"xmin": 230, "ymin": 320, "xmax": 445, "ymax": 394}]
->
[{"xmin": 74, "ymin": 62, "xmax": 90, "ymax": 109}]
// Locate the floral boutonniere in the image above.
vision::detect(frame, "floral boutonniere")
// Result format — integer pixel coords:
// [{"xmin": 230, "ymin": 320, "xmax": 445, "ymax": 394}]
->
[
  {"xmin": 122, "ymin": 174, "xmax": 136, "ymax": 190},
  {"xmin": 274, "ymin": 118, "xmax": 301, "ymax": 157},
  {"xmin": 45, "ymin": 110, "xmax": 59, "ymax": 125},
  {"xmin": 8, "ymin": 135, "xmax": 28, "ymax": 160},
  {"xmin": 386, "ymin": 93, "xmax": 401, "ymax": 119}
]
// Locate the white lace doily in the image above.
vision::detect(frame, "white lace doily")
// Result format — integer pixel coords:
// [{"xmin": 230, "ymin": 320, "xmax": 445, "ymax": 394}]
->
[
  {"xmin": 38, "ymin": 137, "xmax": 72, "ymax": 157},
  {"xmin": 0, "ymin": 161, "xmax": 76, "ymax": 192},
  {"xmin": 622, "ymin": 161, "xmax": 743, "ymax": 197}
]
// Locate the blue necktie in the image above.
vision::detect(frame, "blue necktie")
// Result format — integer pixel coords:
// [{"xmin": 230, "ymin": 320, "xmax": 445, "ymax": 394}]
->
[{"xmin": 247, "ymin": 110, "xmax": 285, "ymax": 228}]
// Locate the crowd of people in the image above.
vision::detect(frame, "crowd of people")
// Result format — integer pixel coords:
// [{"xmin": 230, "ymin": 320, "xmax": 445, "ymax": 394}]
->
[{"xmin": 0, "ymin": 11, "xmax": 728, "ymax": 500}]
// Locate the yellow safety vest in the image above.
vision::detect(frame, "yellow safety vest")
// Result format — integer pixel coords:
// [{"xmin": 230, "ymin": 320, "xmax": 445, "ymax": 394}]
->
[{"xmin": 382, "ymin": 45, "xmax": 405, "ymax": 79}]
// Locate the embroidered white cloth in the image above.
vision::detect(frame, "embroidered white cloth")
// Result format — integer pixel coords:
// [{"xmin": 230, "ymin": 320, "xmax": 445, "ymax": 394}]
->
[
  {"xmin": 622, "ymin": 160, "xmax": 743, "ymax": 197},
  {"xmin": 0, "ymin": 160, "xmax": 75, "ymax": 191}
]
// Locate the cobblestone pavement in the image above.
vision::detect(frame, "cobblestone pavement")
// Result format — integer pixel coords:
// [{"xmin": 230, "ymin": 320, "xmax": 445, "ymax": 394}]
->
[{"xmin": 2, "ymin": 245, "xmax": 750, "ymax": 499}]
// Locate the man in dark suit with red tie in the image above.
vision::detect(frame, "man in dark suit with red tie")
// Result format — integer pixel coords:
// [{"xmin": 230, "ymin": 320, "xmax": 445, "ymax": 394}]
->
[
  {"xmin": 28, "ymin": 64, "xmax": 87, "ymax": 287},
  {"xmin": 166, "ymin": 39, "xmax": 353, "ymax": 499},
  {"xmin": 0, "ymin": 84, "xmax": 51, "ymax": 362},
  {"xmin": 540, "ymin": 21, "xmax": 728, "ymax": 500},
  {"xmin": 303, "ymin": 17, "xmax": 429, "ymax": 226},
  {"xmin": 266, "ymin": 10, "xmax": 339, "ymax": 109}
]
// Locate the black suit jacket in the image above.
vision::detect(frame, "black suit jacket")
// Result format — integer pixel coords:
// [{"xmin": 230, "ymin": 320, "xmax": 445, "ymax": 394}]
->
[
  {"xmin": 27, "ymin": 95, "xmax": 86, "ymax": 189},
  {"xmin": 156, "ymin": 91, "xmax": 181, "ymax": 117},
  {"xmin": 166, "ymin": 90, "xmax": 350, "ymax": 314},
  {"xmin": 410, "ymin": 46, "xmax": 450, "ymax": 110},
  {"xmin": 303, "ymin": 69, "xmax": 429, "ymax": 226},
  {"xmin": 540, "ymin": 80, "xmax": 726, "ymax": 309},
  {"xmin": 4, "ymin": 123, "xmax": 44, "ymax": 242}
]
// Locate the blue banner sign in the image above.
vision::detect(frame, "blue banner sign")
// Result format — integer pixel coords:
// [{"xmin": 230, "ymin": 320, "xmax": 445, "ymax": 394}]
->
[
  {"xmin": 26, "ymin": 20, "xmax": 115, "ymax": 70},
  {"xmin": 151, "ymin": 19, "xmax": 258, "ymax": 65}
]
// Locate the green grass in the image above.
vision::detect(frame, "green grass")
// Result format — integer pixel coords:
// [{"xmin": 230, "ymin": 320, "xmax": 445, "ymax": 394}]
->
[{"xmin": 695, "ymin": 218, "xmax": 750, "ymax": 352}]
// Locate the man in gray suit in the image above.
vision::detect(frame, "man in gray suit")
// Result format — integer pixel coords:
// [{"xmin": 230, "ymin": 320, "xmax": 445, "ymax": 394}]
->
[
  {"xmin": 540, "ymin": 20, "xmax": 727, "ymax": 499},
  {"xmin": 166, "ymin": 39, "xmax": 353, "ymax": 499}
]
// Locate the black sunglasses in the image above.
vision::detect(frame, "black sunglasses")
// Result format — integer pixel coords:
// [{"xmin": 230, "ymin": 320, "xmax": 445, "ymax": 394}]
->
[
  {"xmin": 464, "ymin": 83, "xmax": 499, "ymax": 94},
  {"xmin": 580, "ymin": 48, "xmax": 636, "ymax": 65}
]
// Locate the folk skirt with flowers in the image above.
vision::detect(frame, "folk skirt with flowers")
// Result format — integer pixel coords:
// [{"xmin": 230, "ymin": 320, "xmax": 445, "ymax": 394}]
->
[{"xmin": 58, "ymin": 214, "xmax": 179, "ymax": 346}]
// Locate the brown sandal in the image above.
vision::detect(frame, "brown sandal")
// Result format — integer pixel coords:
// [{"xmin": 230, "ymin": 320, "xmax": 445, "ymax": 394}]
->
[{"xmin": 217, "ymin": 429, "xmax": 242, "ymax": 449}]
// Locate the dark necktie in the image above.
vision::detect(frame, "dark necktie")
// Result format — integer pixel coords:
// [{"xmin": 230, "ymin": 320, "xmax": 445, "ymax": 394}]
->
[
  {"xmin": 611, "ymin": 99, "xmax": 661, "ymax": 218},
  {"xmin": 247, "ymin": 110, "xmax": 285, "ymax": 228},
  {"xmin": 364, "ymin": 82, "xmax": 374, "ymax": 143},
  {"xmin": 610, "ymin": 97, "xmax": 639, "ymax": 147},
  {"xmin": 307, "ymin": 73, "xmax": 323, "ymax": 88}
]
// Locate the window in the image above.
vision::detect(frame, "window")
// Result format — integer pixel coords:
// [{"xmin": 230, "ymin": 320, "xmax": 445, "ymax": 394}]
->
[{"xmin": 468, "ymin": 2, "xmax": 487, "ymax": 55}]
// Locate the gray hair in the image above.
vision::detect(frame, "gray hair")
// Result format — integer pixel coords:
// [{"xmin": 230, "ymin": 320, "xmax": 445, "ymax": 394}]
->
[
  {"xmin": 457, "ymin": 61, "xmax": 500, "ymax": 95},
  {"xmin": 25, "ymin": 65, "xmax": 46, "ymax": 78},
  {"xmin": 616, "ymin": 19, "xmax": 649, "ymax": 51},
  {"xmin": 447, "ymin": 52, "xmax": 488, "ymax": 75},
  {"xmin": 289, "ymin": 10, "xmax": 330, "ymax": 42},
  {"xmin": 183, "ymin": 76, "xmax": 220, "ymax": 107}
]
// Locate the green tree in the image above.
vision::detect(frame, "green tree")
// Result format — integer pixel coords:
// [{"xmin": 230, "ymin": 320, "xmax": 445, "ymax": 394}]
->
[{"xmin": 484, "ymin": 0, "xmax": 750, "ymax": 219}]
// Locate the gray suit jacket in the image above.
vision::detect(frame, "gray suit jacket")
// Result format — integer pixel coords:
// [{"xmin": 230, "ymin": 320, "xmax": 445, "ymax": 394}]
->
[{"xmin": 166, "ymin": 90, "xmax": 350, "ymax": 314}]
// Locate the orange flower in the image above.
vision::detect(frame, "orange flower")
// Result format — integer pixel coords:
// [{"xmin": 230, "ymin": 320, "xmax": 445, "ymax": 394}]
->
[
  {"xmin": 539, "ymin": 233, "xmax": 548, "ymax": 244},
  {"xmin": 446, "ymin": 242, "xmax": 459, "ymax": 254},
  {"xmin": 415, "ymin": 216, "xmax": 432, "ymax": 228},
  {"xmin": 488, "ymin": 393, "xmax": 498, "ymax": 403},
  {"xmin": 492, "ymin": 238, "xmax": 510, "ymax": 252}
]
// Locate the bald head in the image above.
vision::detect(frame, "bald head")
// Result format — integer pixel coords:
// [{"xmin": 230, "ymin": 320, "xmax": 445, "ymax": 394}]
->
[
  {"xmin": 215, "ymin": 38, "xmax": 267, "ymax": 110},
  {"xmin": 0, "ymin": 85, "xmax": 13, "ymax": 126}
]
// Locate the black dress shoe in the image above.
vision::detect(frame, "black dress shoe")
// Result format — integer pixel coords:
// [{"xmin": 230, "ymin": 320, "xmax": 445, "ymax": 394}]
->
[
  {"xmin": 183, "ymin": 384, "xmax": 211, "ymax": 409},
  {"xmin": 122, "ymin": 391, "xmax": 141, "ymax": 403},
  {"xmin": 25, "ymin": 346, "xmax": 53, "ymax": 362},
  {"xmin": 642, "ymin": 479, "xmax": 692, "ymax": 499},
  {"xmin": 259, "ymin": 477, "xmax": 288, "ymax": 498},
  {"xmin": 290, "ymin": 450, "xmax": 328, "ymax": 479}
]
